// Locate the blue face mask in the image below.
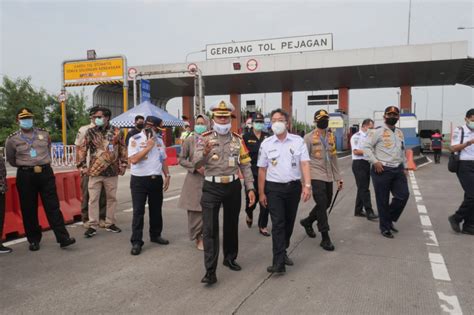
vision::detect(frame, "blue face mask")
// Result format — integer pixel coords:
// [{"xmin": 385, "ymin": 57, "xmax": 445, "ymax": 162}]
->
[
  {"xmin": 95, "ymin": 117, "xmax": 105, "ymax": 127},
  {"xmin": 194, "ymin": 125, "xmax": 207, "ymax": 134},
  {"xmin": 253, "ymin": 122, "xmax": 264, "ymax": 131},
  {"xmin": 19, "ymin": 119, "xmax": 33, "ymax": 130}
]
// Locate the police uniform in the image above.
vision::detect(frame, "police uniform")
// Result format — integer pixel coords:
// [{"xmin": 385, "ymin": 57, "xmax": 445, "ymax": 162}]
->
[
  {"xmin": 242, "ymin": 113, "xmax": 270, "ymax": 232},
  {"xmin": 5, "ymin": 108, "xmax": 75, "ymax": 250},
  {"xmin": 363, "ymin": 106, "xmax": 409, "ymax": 237},
  {"xmin": 350, "ymin": 129, "xmax": 377, "ymax": 219},
  {"xmin": 258, "ymin": 128, "xmax": 310, "ymax": 270},
  {"xmin": 194, "ymin": 100, "xmax": 254, "ymax": 283},
  {"xmin": 449, "ymin": 123, "xmax": 474, "ymax": 234},
  {"xmin": 128, "ymin": 116, "xmax": 169, "ymax": 251}
]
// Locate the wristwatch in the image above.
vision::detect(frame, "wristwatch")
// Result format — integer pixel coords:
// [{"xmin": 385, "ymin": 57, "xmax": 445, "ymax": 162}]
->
[{"xmin": 304, "ymin": 184, "xmax": 311, "ymax": 188}]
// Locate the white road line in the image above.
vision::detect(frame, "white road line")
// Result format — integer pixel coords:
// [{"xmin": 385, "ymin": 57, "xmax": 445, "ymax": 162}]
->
[
  {"xmin": 415, "ymin": 196, "xmax": 423, "ymax": 202},
  {"xmin": 4, "ymin": 237, "xmax": 27, "ymax": 246},
  {"xmin": 423, "ymin": 230, "xmax": 439, "ymax": 247},
  {"xmin": 429, "ymin": 253, "xmax": 451, "ymax": 281},
  {"xmin": 122, "ymin": 195, "xmax": 181, "ymax": 213},
  {"xmin": 417, "ymin": 205, "xmax": 427, "ymax": 214},
  {"xmin": 437, "ymin": 292, "xmax": 463, "ymax": 314},
  {"xmin": 420, "ymin": 215, "xmax": 432, "ymax": 227},
  {"xmin": 412, "ymin": 184, "xmax": 419, "ymax": 189},
  {"xmin": 413, "ymin": 189, "xmax": 421, "ymax": 196}
]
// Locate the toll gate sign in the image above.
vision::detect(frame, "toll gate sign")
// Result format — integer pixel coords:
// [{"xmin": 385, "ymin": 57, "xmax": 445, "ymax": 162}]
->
[{"xmin": 63, "ymin": 57, "xmax": 124, "ymax": 86}]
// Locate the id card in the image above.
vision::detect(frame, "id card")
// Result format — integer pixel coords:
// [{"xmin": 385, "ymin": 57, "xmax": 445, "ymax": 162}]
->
[
  {"xmin": 108, "ymin": 144, "xmax": 114, "ymax": 152},
  {"xmin": 30, "ymin": 148, "xmax": 37, "ymax": 158},
  {"xmin": 228, "ymin": 156, "xmax": 236, "ymax": 167}
]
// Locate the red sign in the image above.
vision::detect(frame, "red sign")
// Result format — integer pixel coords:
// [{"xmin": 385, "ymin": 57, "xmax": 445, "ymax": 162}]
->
[
  {"xmin": 187, "ymin": 63, "xmax": 198, "ymax": 74},
  {"xmin": 246, "ymin": 59, "xmax": 258, "ymax": 71}
]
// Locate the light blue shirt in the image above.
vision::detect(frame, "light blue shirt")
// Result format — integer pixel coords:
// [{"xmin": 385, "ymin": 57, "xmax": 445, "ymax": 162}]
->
[
  {"xmin": 257, "ymin": 133, "xmax": 310, "ymax": 183},
  {"xmin": 128, "ymin": 131, "xmax": 167, "ymax": 176},
  {"xmin": 350, "ymin": 130, "xmax": 369, "ymax": 160}
]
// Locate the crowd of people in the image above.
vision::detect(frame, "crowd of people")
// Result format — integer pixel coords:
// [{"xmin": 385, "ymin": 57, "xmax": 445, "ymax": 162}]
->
[{"xmin": 1, "ymin": 104, "xmax": 473, "ymax": 288}]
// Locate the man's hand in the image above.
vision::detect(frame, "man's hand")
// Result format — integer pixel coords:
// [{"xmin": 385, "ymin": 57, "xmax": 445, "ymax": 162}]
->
[
  {"xmin": 196, "ymin": 167, "xmax": 205, "ymax": 176},
  {"xmin": 146, "ymin": 138, "xmax": 155, "ymax": 150},
  {"xmin": 163, "ymin": 175, "xmax": 170, "ymax": 192},
  {"xmin": 337, "ymin": 180, "xmax": 344, "ymax": 191},
  {"xmin": 302, "ymin": 186, "xmax": 311, "ymax": 202},
  {"xmin": 374, "ymin": 162, "xmax": 384, "ymax": 174},
  {"xmin": 203, "ymin": 138, "xmax": 212, "ymax": 156},
  {"xmin": 259, "ymin": 192, "xmax": 267, "ymax": 207},
  {"xmin": 248, "ymin": 190, "xmax": 256, "ymax": 207}
]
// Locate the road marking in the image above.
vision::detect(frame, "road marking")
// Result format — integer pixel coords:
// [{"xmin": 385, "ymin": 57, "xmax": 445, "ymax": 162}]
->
[
  {"xmin": 412, "ymin": 184, "xmax": 419, "ymax": 189},
  {"xmin": 4, "ymin": 237, "xmax": 27, "ymax": 246},
  {"xmin": 408, "ymin": 170, "xmax": 463, "ymax": 314},
  {"xmin": 122, "ymin": 195, "xmax": 180, "ymax": 213}
]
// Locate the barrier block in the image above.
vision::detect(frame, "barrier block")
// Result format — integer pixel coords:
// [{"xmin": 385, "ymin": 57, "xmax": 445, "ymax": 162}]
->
[
  {"xmin": 2, "ymin": 177, "xmax": 25, "ymax": 239},
  {"xmin": 166, "ymin": 147, "xmax": 178, "ymax": 166},
  {"xmin": 406, "ymin": 149, "xmax": 417, "ymax": 171}
]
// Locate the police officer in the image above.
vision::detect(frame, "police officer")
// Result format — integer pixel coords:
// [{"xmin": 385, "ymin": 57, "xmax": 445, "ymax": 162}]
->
[
  {"xmin": 128, "ymin": 116, "xmax": 171, "ymax": 255},
  {"xmin": 299, "ymin": 109, "xmax": 343, "ymax": 251},
  {"xmin": 194, "ymin": 100, "xmax": 256, "ymax": 285},
  {"xmin": 351, "ymin": 118, "xmax": 378, "ymax": 220},
  {"xmin": 448, "ymin": 108, "xmax": 474, "ymax": 235},
  {"xmin": 5, "ymin": 108, "xmax": 76, "ymax": 251},
  {"xmin": 243, "ymin": 112, "xmax": 270, "ymax": 236},
  {"xmin": 258, "ymin": 108, "xmax": 311, "ymax": 274},
  {"xmin": 363, "ymin": 106, "xmax": 410, "ymax": 239}
]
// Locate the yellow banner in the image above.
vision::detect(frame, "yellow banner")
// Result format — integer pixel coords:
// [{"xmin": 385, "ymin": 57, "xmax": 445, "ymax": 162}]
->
[{"xmin": 64, "ymin": 58, "xmax": 123, "ymax": 85}]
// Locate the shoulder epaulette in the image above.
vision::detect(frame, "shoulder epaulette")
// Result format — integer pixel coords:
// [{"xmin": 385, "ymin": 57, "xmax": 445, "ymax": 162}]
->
[
  {"xmin": 375, "ymin": 126, "xmax": 382, "ymax": 129},
  {"xmin": 7, "ymin": 130, "xmax": 20, "ymax": 138},
  {"xmin": 132, "ymin": 134, "xmax": 142, "ymax": 139},
  {"xmin": 232, "ymin": 132, "xmax": 242, "ymax": 139},
  {"xmin": 201, "ymin": 131, "xmax": 213, "ymax": 137}
]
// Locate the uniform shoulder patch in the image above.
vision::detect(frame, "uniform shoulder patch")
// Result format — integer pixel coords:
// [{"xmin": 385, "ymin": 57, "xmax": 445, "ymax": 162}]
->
[
  {"xmin": 132, "ymin": 134, "xmax": 142, "ymax": 139},
  {"xmin": 7, "ymin": 130, "xmax": 20, "ymax": 138},
  {"xmin": 201, "ymin": 131, "xmax": 213, "ymax": 137},
  {"xmin": 232, "ymin": 132, "xmax": 242, "ymax": 139},
  {"xmin": 375, "ymin": 126, "xmax": 382, "ymax": 129}
]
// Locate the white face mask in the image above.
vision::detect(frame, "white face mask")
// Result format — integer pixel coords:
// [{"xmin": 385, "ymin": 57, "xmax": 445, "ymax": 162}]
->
[
  {"xmin": 271, "ymin": 121, "xmax": 287, "ymax": 135},
  {"xmin": 213, "ymin": 121, "xmax": 231, "ymax": 135}
]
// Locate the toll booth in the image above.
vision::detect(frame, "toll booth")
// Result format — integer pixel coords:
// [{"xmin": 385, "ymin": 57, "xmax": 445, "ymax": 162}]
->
[
  {"xmin": 399, "ymin": 113, "xmax": 420, "ymax": 149},
  {"xmin": 329, "ymin": 112, "xmax": 350, "ymax": 151}
]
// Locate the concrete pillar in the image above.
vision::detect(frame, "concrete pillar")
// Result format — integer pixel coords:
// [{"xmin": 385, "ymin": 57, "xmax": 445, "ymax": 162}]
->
[
  {"xmin": 230, "ymin": 93, "xmax": 241, "ymax": 133},
  {"xmin": 338, "ymin": 87, "xmax": 349, "ymax": 114},
  {"xmin": 400, "ymin": 86, "xmax": 412, "ymax": 113},
  {"xmin": 182, "ymin": 96, "xmax": 194, "ymax": 127},
  {"xmin": 282, "ymin": 91, "xmax": 293, "ymax": 128}
]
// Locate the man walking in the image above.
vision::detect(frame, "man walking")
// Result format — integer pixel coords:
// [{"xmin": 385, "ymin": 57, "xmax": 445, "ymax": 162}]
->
[
  {"xmin": 363, "ymin": 106, "xmax": 410, "ymax": 239},
  {"xmin": 258, "ymin": 108, "xmax": 311, "ymax": 274},
  {"xmin": 350, "ymin": 119, "xmax": 378, "ymax": 220}
]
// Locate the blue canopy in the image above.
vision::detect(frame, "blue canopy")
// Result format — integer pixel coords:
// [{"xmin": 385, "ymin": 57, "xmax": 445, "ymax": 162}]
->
[{"xmin": 110, "ymin": 101, "xmax": 185, "ymax": 128}]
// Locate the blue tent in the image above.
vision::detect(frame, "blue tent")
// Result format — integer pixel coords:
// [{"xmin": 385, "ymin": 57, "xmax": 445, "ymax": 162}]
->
[{"xmin": 110, "ymin": 101, "xmax": 185, "ymax": 128}]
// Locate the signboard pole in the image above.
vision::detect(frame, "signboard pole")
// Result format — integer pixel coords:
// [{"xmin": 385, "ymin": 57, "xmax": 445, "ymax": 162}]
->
[
  {"xmin": 60, "ymin": 89, "xmax": 67, "ymax": 145},
  {"xmin": 122, "ymin": 57, "xmax": 128, "ymax": 138},
  {"xmin": 133, "ymin": 75, "xmax": 137, "ymax": 107}
]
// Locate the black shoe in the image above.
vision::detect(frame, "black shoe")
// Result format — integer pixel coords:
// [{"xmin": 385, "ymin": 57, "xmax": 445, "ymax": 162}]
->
[
  {"xmin": 284, "ymin": 254, "xmax": 294, "ymax": 266},
  {"xmin": 201, "ymin": 272, "xmax": 217, "ymax": 285},
  {"xmin": 105, "ymin": 224, "xmax": 122, "ymax": 233},
  {"xmin": 300, "ymin": 220, "xmax": 316, "ymax": 238},
  {"xmin": 320, "ymin": 239, "xmax": 335, "ymax": 251},
  {"xmin": 448, "ymin": 215, "xmax": 461, "ymax": 233},
  {"xmin": 223, "ymin": 259, "xmax": 242, "ymax": 271},
  {"xmin": 84, "ymin": 227, "xmax": 97, "ymax": 238},
  {"xmin": 60, "ymin": 237, "xmax": 76, "ymax": 248},
  {"xmin": 131, "ymin": 244, "xmax": 142, "ymax": 255},
  {"xmin": 366, "ymin": 211, "xmax": 379, "ymax": 221},
  {"xmin": 29, "ymin": 242, "xmax": 40, "ymax": 251},
  {"xmin": 150, "ymin": 236, "xmax": 169, "ymax": 245},
  {"xmin": 461, "ymin": 225, "xmax": 474, "ymax": 235},
  {"xmin": 390, "ymin": 224, "xmax": 399, "ymax": 233},
  {"xmin": 267, "ymin": 264, "xmax": 286, "ymax": 274},
  {"xmin": 354, "ymin": 211, "xmax": 366, "ymax": 217},
  {"xmin": 259, "ymin": 228, "xmax": 271, "ymax": 237},
  {"xmin": 381, "ymin": 230, "xmax": 394, "ymax": 238},
  {"xmin": 0, "ymin": 245, "xmax": 13, "ymax": 254},
  {"xmin": 246, "ymin": 214, "xmax": 253, "ymax": 228}
]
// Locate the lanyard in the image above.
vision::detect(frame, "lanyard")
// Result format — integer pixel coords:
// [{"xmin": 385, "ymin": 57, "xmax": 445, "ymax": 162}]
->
[
  {"xmin": 319, "ymin": 133, "xmax": 330, "ymax": 162},
  {"xmin": 20, "ymin": 130, "xmax": 37, "ymax": 146}
]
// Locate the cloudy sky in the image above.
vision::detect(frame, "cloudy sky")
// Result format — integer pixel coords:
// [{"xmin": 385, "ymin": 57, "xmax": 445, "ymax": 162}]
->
[{"xmin": 1, "ymin": 0, "xmax": 473, "ymax": 131}]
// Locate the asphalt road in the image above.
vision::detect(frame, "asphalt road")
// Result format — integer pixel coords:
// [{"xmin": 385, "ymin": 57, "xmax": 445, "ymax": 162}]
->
[{"xmin": 1, "ymin": 153, "xmax": 472, "ymax": 314}]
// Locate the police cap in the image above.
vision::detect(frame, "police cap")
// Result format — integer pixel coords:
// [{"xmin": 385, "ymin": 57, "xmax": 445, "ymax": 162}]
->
[
  {"xmin": 253, "ymin": 113, "xmax": 264, "ymax": 122},
  {"xmin": 384, "ymin": 106, "xmax": 400, "ymax": 115},
  {"xmin": 209, "ymin": 100, "xmax": 234, "ymax": 117},
  {"xmin": 17, "ymin": 108, "xmax": 34, "ymax": 119},
  {"xmin": 145, "ymin": 115, "xmax": 162, "ymax": 127},
  {"xmin": 314, "ymin": 109, "xmax": 329, "ymax": 122}
]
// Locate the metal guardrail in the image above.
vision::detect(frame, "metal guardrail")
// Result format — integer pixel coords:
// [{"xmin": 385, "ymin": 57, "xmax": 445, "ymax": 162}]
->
[{"xmin": 1, "ymin": 145, "xmax": 77, "ymax": 167}]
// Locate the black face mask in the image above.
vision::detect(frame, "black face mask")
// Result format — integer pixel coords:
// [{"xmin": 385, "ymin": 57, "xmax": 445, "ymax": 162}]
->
[
  {"xmin": 385, "ymin": 117, "xmax": 399, "ymax": 126},
  {"xmin": 316, "ymin": 120, "xmax": 329, "ymax": 129},
  {"xmin": 136, "ymin": 123, "xmax": 145, "ymax": 130}
]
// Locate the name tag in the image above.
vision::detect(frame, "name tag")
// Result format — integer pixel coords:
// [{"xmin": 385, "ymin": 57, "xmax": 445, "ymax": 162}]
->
[
  {"xmin": 30, "ymin": 148, "xmax": 37, "ymax": 158},
  {"xmin": 228, "ymin": 156, "xmax": 236, "ymax": 167}
]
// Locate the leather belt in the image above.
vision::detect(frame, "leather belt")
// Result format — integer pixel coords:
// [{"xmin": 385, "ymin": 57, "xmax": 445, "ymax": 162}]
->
[
  {"xmin": 380, "ymin": 162, "xmax": 401, "ymax": 168},
  {"xmin": 205, "ymin": 175, "xmax": 238, "ymax": 184},
  {"xmin": 19, "ymin": 164, "xmax": 50, "ymax": 173}
]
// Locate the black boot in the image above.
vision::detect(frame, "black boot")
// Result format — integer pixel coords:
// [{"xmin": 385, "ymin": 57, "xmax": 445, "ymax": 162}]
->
[
  {"xmin": 320, "ymin": 232, "xmax": 335, "ymax": 251},
  {"xmin": 366, "ymin": 210, "xmax": 378, "ymax": 221}
]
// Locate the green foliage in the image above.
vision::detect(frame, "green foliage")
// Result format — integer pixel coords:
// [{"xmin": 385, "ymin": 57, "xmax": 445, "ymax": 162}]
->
[{"xmin": 0, "ymin": 76, "xmax": 89, "ymax": 145}]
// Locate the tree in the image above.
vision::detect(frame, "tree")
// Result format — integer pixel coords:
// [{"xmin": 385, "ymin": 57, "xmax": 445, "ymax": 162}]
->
[{"xmin": 0, "ymin": 76, "xmax": 89, "ymax": 146}]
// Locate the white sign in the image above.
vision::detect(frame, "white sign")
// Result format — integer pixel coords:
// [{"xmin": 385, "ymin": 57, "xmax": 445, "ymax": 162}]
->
[
  {"xmin": 187, "ymin": 63, "xmax": 198, "ymax": 74},
  {"xmin": 246, "ymin": 59, "xmax": 258, "ymax": 71},
  {"xmin": 206, "ymin": 34, "xmax": 333, "ymax": 60},
  {"xmin": 58, "ymin": 92, "xmax": 67, "ymax": 102},
  {"xmin": 128, "ymin": 67, "xmax": 137, "ymax": 79}
]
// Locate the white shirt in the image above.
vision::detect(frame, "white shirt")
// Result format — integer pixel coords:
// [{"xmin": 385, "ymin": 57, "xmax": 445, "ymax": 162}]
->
[
  {"xmin": 257, "ymin": 133, "xmax": 310, "ymax": 183},
  {"xmin": 350, "ymin": 130, "xmax": 369, "ymax": 160},
  {"xmin": 128, "ymin": 131, "xmax": 167, "ymax": 176},
  {"xmin": 452, "ymin": 125, "xmax": 474, "ymax": 161}
]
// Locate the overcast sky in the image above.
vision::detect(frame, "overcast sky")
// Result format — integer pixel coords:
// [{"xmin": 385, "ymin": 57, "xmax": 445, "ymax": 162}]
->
[{"xmin": 1, "ymin": 0, "xmax": 473, "ymax": 131}]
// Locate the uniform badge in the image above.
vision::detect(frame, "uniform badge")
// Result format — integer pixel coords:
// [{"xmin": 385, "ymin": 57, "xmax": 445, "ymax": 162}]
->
[
  {"xmin": 131, "ymin": 140, "xmax": 137, "ymax": 148},
  {"xmin": 228, "ymin": 156, "xmax": 236, "ymax": 167},
  {"xmin": 211, "ymin": 154, "xmax": 219, "ymax": 160},
  {"xmin": 271, "ymin": 159, "xmax": 278, "ymax": 166},
  {"xmin": 38, "ymin": 135, "xmax": 44, "ymax": 140}
]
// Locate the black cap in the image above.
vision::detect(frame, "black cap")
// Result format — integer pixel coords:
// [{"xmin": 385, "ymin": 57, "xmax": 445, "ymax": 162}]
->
[
  {"xmin": 145, "ymin": 115, "xmax": 162, "ymax": 127},
  {"xmin": 384, "ymin": 106, "xmax": 400, "ymax": 115},
  {"xmin": 17, "ymin": 108, "xmax": 34, "ymax": 119},
  {"xmin": 466, "ymin": 108, "xmax": 474, "ymax": 118},
  {"xmin": 314, "ymin": 109, "xmax": 329, "ymax": 121},
  {"xmin": 253, "ymin": 113, "xmax": 264, "ymax": 122}
]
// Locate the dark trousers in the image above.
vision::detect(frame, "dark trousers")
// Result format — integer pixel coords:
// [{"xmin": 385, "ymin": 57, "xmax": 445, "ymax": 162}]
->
[
  {"xmin": 454, "ymin": 161, "xmax": 474, "ymax": 226},
  {"xmin": 16, "ymin": 166, "xmax": 70, "ymax": 244},
  {"xmin": 265, "ymin": 180, "xmax": 301, "ymax": 267},
  {"xmin": 245, "ymin": 175, "xmax": 269, "ymax": 228},
  {"xmin": 0, "ymin": 193, "xmax": 5, "ymax": 244},
  {"xmin": 433, "ymin": 149, "xmax": 442, "ymax": 164},
  {"xmin": 371, "ymin": 166, "xmax": 409, "ymax": 232},
  {"xmin": 80, "ymin": 175, "xmax": 106, "ymax": 221},
  {"xmin": 302, "ymin": 180, "xmax": 332, "ymax": 233},
  {"xmin": 352, "ymin": 160, "xmax": 374, "ymax": 214},
  {"xmin": 201, "ymin": 180, "xmax": 241, "ymax": 273},
  {"xmin": 130, "ymin": 175, "xmax": 164, "ymax": 246}
]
